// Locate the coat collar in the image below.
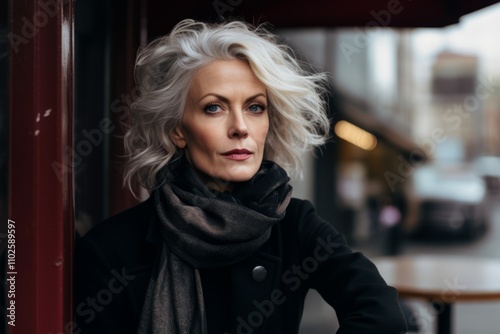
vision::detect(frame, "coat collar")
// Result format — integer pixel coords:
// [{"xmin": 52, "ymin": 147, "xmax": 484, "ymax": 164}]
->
[{"xmin": 144, "ymin": 195, "xmax": 163, "ymax": 249}]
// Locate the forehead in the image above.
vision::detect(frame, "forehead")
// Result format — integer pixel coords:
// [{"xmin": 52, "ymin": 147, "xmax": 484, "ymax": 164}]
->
[{"xmin": 188, "ymin": 59, "xmax": 267, "ymax": 95}]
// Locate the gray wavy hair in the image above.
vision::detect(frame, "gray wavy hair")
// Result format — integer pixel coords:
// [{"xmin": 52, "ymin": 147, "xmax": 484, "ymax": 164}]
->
[{"xmin": 123, "ymin": 18, "xmax": 331, "ymax": 195}]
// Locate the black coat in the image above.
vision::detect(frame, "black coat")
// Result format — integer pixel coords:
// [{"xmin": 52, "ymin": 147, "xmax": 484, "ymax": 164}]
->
[{"xmin": 73, "ymin": 196, "xmax": 408, "ymax": 334}]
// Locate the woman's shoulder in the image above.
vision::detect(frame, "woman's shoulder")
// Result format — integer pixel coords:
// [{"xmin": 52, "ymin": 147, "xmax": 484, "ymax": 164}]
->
[
  {"xmin": 284, "ymin": 197, "xmax": 325, "ymax": 227},
  {"xmin": 82, "ymin": 197, "xmax": 154, "ymax": 240},
  {"xmin": 75, "ymin": 196, "xmax": 158, "ymax": 265},
  {"xmin": 280, "ymin": 197, "xmax": 332, "ymax": 238},
  {"xmin": 286, "ymin": 197, "xmax": 315, "ymax": 216},
  {"xmin": 282, "ymin": 197, "xmax": 343, "ymax": 245}
]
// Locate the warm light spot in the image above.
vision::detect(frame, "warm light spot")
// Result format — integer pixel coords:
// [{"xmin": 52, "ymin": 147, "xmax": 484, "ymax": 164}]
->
[{"xmin": 334, "ymin": 120, "xmax": 377, "ymax": 151}]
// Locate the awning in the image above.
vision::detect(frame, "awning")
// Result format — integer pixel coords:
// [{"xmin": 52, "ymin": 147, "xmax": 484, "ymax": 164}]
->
[{"xmin": 148, "ymin": 0, "xmax": 500, "ymax": 37}]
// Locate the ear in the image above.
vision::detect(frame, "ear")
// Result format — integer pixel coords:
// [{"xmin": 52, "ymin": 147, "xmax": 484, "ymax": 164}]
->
[{"xmin": 171, "ymin": 124, "xmax": 187, "ymax": 149}]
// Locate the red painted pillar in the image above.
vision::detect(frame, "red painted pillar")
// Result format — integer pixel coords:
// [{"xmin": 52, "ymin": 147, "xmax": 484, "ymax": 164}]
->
[{"xmin": 8, "ymin": 0, "xmax": 74, "ymax": 333}]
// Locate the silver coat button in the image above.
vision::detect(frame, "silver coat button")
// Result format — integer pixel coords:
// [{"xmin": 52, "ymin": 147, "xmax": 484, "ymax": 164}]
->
[{"xmin": 252, "ymin": 265, "xmax": 267, "ymax": 282}]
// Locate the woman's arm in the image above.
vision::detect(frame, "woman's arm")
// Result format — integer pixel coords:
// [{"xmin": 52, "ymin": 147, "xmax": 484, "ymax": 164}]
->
[{"xmin": 296, "ymin": 200, "xmax": 408, "ymax": 334}]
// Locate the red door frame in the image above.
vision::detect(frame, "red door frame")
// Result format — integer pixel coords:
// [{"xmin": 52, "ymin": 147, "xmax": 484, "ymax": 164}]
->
[{"xmin": 8, "ymin": 0, "xmax": 74, "ymax": 333}]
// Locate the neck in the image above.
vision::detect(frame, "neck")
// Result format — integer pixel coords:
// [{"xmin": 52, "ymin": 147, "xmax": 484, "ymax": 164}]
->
[{"xmin": 195, "ymin": 171, "xmax": 234, "ymax": 193}]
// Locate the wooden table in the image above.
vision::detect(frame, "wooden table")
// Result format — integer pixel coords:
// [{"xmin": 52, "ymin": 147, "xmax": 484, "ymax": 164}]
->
[{"xmin": 372, "ymin": 255, "xmax": 500, "ymax": 334}]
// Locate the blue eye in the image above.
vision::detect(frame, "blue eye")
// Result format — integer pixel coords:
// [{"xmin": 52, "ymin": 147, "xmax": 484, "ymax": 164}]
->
[
  {"xmin": 248, "ymin": 104, "xmax": 265, "ymax": 113},
  {"xmin": 204, "ymin": 104, "xmax": 222, "ymax": 113}
]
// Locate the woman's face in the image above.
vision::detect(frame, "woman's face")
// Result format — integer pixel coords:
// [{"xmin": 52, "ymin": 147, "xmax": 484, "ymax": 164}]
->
[{"xmin": 173, "ymin": 59, "xmax": 269, "ymax": 190}]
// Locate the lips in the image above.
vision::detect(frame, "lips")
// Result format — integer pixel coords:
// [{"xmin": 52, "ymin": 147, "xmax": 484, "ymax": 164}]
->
[{"xmin": 221, "ymin": 149, "xmax": 253, "ymax": 161}]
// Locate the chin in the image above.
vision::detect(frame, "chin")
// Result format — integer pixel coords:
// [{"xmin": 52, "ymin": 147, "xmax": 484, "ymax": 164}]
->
[
  {"xmin": 195, "ymin": 165, "xmax": 260, "ymax": 191},
  {"xmin": 222, "ymin": 165, "xmax": 260, "ymax": 182}
]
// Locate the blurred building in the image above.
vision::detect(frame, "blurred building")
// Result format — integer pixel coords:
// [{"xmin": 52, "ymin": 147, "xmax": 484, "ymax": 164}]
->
[
  {"xmin": 426, "ymin": 51, "xmax": 480, "ymax": 162},
  {"xmin": 277, "ymin": 28, "xmax": 427, "ymax": 248}
]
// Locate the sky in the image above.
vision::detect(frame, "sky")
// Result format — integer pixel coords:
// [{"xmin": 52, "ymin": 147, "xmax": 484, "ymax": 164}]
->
[{"xmin": 412, "ymin": 2, "xmax": 500, "ymax": 72}]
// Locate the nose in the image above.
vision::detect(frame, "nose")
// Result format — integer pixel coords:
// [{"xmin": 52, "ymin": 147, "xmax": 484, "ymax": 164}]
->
[{"xmin": 228, "ymin": 110, "xmax": 248, "ymax": 139}]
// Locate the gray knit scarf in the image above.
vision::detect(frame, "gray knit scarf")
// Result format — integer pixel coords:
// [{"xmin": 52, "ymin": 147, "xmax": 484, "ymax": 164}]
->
[{"xmin": 137, "ymin": 157, "xmax": 292, "ymax": 333}]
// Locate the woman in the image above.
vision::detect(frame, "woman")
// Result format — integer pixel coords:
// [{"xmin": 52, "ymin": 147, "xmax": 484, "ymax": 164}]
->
[{"xmin": 73, "ymin": 19, "xmax": 408, "ymax": 334}]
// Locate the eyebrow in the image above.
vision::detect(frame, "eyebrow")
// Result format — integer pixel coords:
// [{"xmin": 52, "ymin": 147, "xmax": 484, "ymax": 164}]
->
[{"xmin": 198, "ymin": 93, "xmax": 267, "ymax": 103}]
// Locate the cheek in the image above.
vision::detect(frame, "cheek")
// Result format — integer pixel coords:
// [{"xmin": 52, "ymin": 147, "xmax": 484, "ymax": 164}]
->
[
  {"xmin": 185, "ymin": 128, "xmax": 220, "ymax": 152},
  {"xmin": 258, "ymin": 125, "xmax": 270, "ymax": 145}
]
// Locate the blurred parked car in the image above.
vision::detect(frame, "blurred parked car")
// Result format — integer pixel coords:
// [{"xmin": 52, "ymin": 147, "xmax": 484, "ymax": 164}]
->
[
  {"xmin": 473, "ymin": 155, "xmax": 500, "ymax": 194},
  {"xmin": 407, "ymin": 162, "xmax": 488, "ymax": 240}
]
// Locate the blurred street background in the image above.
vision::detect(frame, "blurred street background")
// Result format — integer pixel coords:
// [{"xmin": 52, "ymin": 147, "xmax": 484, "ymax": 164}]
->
[
  {"xmin": 299, "ymin": 192, "xmax": 500, "ymax": 334},
  {"xmin": 282, "ymin": 4, "xmax": 500, "ymax": 334}
]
